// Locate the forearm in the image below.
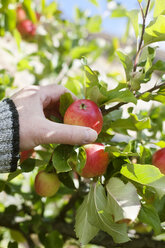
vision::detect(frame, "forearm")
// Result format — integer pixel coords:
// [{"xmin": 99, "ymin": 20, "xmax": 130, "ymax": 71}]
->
[{"xmin": 0, "ymin": 98, "xmax": 20, "ymax": 173}]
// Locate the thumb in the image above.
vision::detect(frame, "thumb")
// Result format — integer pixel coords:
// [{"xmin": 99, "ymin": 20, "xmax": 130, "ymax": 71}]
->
[{"xmin": 38, "ymin": 120, "xmax": 98, "ymax": 146}]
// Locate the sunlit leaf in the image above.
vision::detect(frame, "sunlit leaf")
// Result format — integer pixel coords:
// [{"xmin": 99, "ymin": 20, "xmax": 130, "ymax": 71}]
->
[
  {"xmin": 75, "ymin": 193, "xmax": 99, "ymax": 245},
  {"xmin": 87, "ymin": 183, "xmax": 130, "ymax": 243},
  {"xmin": 86, "ymin": 15, "xmax": 102, "ymax": 33},
  {"xmin": 121, "ymin": 163, "xmax": 165, "ymax": 197},
  {"xmin": 154, "ymin": 0, "xmax": 165, "ymax": 17},
  {"xmin": 88, "ymin": 0, "xmax": 99, "ymax": 7},
  {"xmin": 144, "ymin": 15, "xmax": 165, "ymax": 46},
  {"xmin": 116, "ymin": 50, "xmax": 133, "ymax": 81},
  {"xmin": 106, "ymin": 177, "xmax": 141, "ymax": 222},
  {"xmin": 127, "ymin": 10, "xmax": 139, "ymax": 38}
]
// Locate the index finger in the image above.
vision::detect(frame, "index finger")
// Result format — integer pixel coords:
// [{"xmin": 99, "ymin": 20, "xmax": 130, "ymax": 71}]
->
[{"xmin": 39, "ymin": 84, "xmax": 78, "ymax": 109}]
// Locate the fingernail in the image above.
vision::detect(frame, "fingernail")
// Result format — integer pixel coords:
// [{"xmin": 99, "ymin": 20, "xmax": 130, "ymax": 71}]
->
[{"xmin": 83, "ymin": 128, "xmax": 98, "ymax": 144}]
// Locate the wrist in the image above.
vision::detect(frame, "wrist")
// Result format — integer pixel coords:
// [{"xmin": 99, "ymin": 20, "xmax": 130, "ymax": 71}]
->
[{"xmin": 0, "ymin": 98, "xmax": 20, "ymax": 172}]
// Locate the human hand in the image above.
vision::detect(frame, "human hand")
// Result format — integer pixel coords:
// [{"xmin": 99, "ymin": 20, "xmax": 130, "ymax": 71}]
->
[{"xmin": 11, "ymin": 85, "xmax": 98, "ymax": 151}]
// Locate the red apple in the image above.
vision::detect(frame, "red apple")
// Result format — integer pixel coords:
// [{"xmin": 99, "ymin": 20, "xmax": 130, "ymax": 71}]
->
[
  {"xmin": 34, "ymin": 170, "xmax": 60, "ymax": 197},
  {"xmin": 63, "ymin": 99, "xmax": 103, "ymax": 134},
  {"xmin": 16, "ymin": 6, "xmax": 27, "ymax": 23},
  {"xmin": 17, "ymin": 19, "xmax": 36, "ymax": 38},
  {"xmin": 78, "ymin": 143, "xmax": 109, "ymax": 178},
  {"xmin": 20, "ymin": 149, "xmax": 35, "ymax": 163},
  {"xmin": 152, "ymin": 148, "xmax": 165, "ymax": 174}
]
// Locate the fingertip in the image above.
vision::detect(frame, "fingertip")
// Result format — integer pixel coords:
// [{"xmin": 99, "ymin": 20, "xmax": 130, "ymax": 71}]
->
[{"xmin": 83, "ymin": 128, "xmax": 98, "ymax": 144}]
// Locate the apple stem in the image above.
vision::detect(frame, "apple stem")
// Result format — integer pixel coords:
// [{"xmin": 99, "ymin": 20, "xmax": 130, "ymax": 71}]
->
[
  {"xmin": 45, "ymin": 162, "xmax": 54, "ymax": 173},
  {"xmin": 80, "ymin": 103, "xmax": 87, "ymax": 110}
]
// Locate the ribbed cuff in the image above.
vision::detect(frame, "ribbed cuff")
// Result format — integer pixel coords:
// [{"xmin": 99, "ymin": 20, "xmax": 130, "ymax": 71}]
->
[{"xmin": 0, "ymin": 98, "xmax": 20, "ymax": 173}]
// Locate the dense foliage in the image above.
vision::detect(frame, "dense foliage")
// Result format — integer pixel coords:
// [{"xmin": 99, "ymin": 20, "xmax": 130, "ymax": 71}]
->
[{"xmin": 1, "ymin": 0, "xmax": 165, "ymax": 247}]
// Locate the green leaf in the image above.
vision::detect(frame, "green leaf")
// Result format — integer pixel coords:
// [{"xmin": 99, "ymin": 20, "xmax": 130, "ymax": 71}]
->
[
  {"xmin": 7, "ymin": 170, "xmax": 22, "ymax": 182},
  {"xmin": 138, "ymin": 205, "xmax": 161, "ymax": 235},
  {"xmin": 8, "ymin": 242, "xmax": 18, "ymax": 248},
  {"xmin": 111, "ymin": 6, "xmax": 127, "ymax": 18},
  {"xmin": 121, "ymin": 163, "xmax": 163, "ymax": 184},
  {"xmin": 23, "ymin": 0, "xmax": 37, "ymax": 23},
  {"xmin": 20, "ymin": 158, "xmax": 36, "ymax": 173},
  {"xmin": 110, "ymin": 113, "xmax": 151, "ymax": 131},
  {"xmin": 150, "ymin": 177, "xmax": 165, "ymax": 198},
  {"xmin": 148, "ymin": 60, "xmax": 165, "ymax": 74},
  {"xmin": 105, "ymin": 146, "xmax": 138, "ymax": 158},
  {"xmin": 87, "ymin": 183, "xmax": 130, "ymax": 243},
  {"xmin": 17, "ymin": 58, "xmax": 33, "ymax": 71},
  {"xmin": 84, "ymin": 65, "xmax": 99, "ymax": 85},
  {"xmin": 127, "ymin": 10, "xmax": 139, "ymax": 38},
  {"xmin": 86, "ymin": 85, "xmax": 107, "ymax": 105},
  {"xmin": 59, "ymin": 92, "xmax": 74, "ymax": 117},
  {"xmin": 106, "ymin": 178, "xmax": 141, "ymax": 222},
  {"xmin": 140, "ymin": 46, "xmax": 158, "ymax": 75},
  {"xmin": 58, "ymin": 172, "xmax": 76, "ymax": 189},
  {"xmin": 140, "ymin": 46, "xmax": 157, "ymax": 64},
  {"xmin": 13, "ymin": 29, "xmax": 21, "ymax": 50},
  {"xmin": 102, "ymin": 87, "xmax": 137, "ymax": 105},
  {"xmin": 116, "ymin": 50, "xmax": 133, "ymax": 81},
  {"xmin": 70, "ymin": 44, "xmax": 96, "ymax": 59},
  {"xmin": 43, "ymin": 1, "xmax": 58, "ymax": 18},
  {"xmin": 41, "ymin": 0, "xmax": 46, "ymax": 11},
  {"xmin": 67, "ymin": 146, "xmax": 86, "ymax": 174},
  {"xmin": 88, "ymin": 0, "xmax": 99, "ymax": 6},
  {"xmin": 139, "ymin": 145, "xmax": 152, "ymax": 164},
  {"xmin": 120, "ymin": 163, "xmax": 165, "ymax": 197},
  {"xmin": 144, "ymin": 15, "xmax": 165, "ymax": 46},
  {"xmin": 52, "ymin": 145, "xmax": 73, "ymax": 173},
  {"xmin": 0, "ymin": 180, "xmax": 6, "ymax": 192},
  {"xmin": 75, "ymin": 193, "xmax": 99, "ymax": 245},
  {"xmin": 5, "ymin": 9, "xmax": 16, "ymax": 31},
  {"xmin": 155, "ymin": 141, "xmax": 165, "ymax": 148},
  {"xmin": 154, "ymin": 0, "xmax": 165, "ymax": 17},
  {"xmin": 86, "ymin": 15, "xmax": 102, "ymax": 33},
  {"xmin": 65, "ymin": 77, "xmax": 82, "ymax": 96}
]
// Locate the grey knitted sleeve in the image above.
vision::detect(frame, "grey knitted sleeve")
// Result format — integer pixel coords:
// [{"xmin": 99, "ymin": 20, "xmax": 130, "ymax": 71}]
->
[{"xmin": 0, "ymin": 98, "xmax": 20, "ymax": 173}]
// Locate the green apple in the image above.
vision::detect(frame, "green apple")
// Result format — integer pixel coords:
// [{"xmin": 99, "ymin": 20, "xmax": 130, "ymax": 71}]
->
[{"xmin": 34, "ymin": 170, "xmax": 60, "ymax": 197}]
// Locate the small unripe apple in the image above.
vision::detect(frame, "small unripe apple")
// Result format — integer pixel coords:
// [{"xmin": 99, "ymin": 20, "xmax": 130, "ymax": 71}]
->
[
  {"xmin": 34, "ymin": 171, "xmax": 60, "ymax": 197},
  {"xmin": 16, "ymin": 6, "xmax": 27, "ymax": 23},
  {"xmin": 20, "ymin": 149, "xmax": 35, "ymax": 163},
  {"xmin": 152, "ymin": 148, "xmax": 165, "ymax": 174},
  {"xmin": 78, "ymin": 143, "xmax": 109, "ymax": 178},
  {"xmin": 64, "ymin": 99, "xmax": 103, "ymax": 134},
  {"xmin": 17, "ymin": 19, "xmax": 36, "ymax": 38}
]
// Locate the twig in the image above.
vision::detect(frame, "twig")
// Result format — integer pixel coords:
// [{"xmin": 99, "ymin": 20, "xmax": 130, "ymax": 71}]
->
[
  {"xmin": 136, "ymin": 81, "xmax": 165, "ymax": 98},
  {"xmin": 1, "ymin": 208, "xmax": 165, "ymax": 247},
  {"xmin": 101, "ymin": 81, "xmax": 165, "ymax": 115},
  {"xmin": 100, "ymin": 102, "xmax": 126, "ymax": 116},
  {"xmin": 57, "ymin": 191, "xmax": 82, "ymax": 221},
  {"xmin": 0, "ymin": 213, "xmax": 35, "ymax": 247},
  {"xmin": 133, "ymin": 0, "xmax": 151, "ymax": 72}
]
